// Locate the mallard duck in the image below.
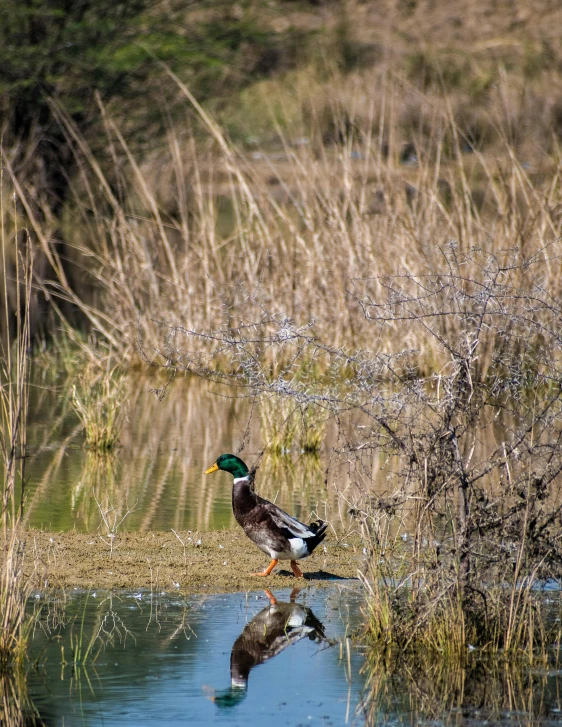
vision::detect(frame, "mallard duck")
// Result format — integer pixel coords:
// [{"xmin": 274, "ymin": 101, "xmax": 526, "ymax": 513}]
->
[{"xmin": 204, "ymin": 453, "xmax": 328, "ymax": 578}]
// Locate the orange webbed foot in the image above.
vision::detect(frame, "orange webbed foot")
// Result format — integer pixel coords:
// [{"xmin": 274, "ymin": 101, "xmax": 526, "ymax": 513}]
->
[
  {"xmin": 290, "ymin": 560, "xmax": 304, "ymax": 578},
  {"xmin": 250, "ymin": 559, "xmax": 278, "ymax": 577}
]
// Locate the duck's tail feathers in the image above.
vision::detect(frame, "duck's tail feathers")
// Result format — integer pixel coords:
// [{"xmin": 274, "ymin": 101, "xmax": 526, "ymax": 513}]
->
[{"xmin": 306, "ymin": 519, "xmax": 328, "ymax": 554}]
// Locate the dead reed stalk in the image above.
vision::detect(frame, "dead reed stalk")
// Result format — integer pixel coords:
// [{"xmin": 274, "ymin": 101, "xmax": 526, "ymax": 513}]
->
[{"xmin": 0, "ymin": 182, "xmax": 34, "ymax": 669}]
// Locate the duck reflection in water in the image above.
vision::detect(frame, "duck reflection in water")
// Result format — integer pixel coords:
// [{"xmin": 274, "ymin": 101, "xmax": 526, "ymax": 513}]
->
[{"xmin": 209, "ymin": 588, "xmax": 327, "ymax": 708}]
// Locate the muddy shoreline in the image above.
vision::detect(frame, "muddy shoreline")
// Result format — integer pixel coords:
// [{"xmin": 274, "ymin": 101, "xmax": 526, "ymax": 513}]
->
[{"xmin": 24, "ymin": 529, "xmax": 363, "ymax": 593}]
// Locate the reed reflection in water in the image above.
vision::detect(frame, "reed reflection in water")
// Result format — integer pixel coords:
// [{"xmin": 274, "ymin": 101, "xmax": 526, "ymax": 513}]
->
[
  {"xmin": 13, "ymin": 586, "xmax": 562, "ymax": 727},
  {"xmin": 23, "ymin": 368, "xmax": 555, "ymax": 548},
  {"xmin": 362, "ymin": 647, "xmax": 562, "ymax": 727}
]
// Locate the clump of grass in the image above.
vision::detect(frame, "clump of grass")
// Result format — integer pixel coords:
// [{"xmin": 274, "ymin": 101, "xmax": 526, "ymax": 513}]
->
[
  {"xmin": 299, "ymin": 405, "xmax": 327, "ymax": 454},
  {"xmin": 71, "ymin": 364, "xmax": 127, "ymax": 452},
  {"xmin": 259, "ymin": 397, "xmax": 328, "ymax": 455},
  {"xmin": 360, "ymin": 522, "xmax": 560, "ymax": 662},
  {"xmin": 259, "ymin": 396, "xmax": 298, "ymax": 455}
]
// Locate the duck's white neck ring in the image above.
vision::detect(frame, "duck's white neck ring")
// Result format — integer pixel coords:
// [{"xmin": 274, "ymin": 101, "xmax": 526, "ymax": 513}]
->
[{"xmin": 233, "ymin": 475, "xmax": 251, "ymax": 485}]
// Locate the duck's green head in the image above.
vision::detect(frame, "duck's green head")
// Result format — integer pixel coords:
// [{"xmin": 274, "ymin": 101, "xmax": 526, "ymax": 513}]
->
[{"xmin": 204, "ymin": 454, "xmax": 249, "ymax": 479}]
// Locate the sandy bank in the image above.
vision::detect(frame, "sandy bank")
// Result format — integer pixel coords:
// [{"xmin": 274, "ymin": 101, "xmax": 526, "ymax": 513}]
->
[{"xmin": 23, "ymin": 529, "xmax": 363, "ymax": 593}]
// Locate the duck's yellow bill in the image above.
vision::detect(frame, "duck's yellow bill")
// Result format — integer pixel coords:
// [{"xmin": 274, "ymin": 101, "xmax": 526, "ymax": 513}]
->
[{"xmin": 204, "ymin": 462, "xmax": 219, "ymax": 475}]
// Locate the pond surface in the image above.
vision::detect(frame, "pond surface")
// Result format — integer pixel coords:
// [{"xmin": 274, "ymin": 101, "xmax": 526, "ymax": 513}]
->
[
  {"xmin": 26, "ymin": 586, "xmax": 366, "ymax": 726},
  {"xmin": 23, "ymin": 370, "xmax": 361, "ymax": 533},
  {"xmin": 21, "ymin": 585, "xmax": 562, "ymax": 727}
]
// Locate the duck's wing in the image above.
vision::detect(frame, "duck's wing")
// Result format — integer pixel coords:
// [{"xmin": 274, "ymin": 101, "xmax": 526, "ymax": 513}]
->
[{"xmin": 258, "ymin": 499, "xmax": 317, "ymax": 539}]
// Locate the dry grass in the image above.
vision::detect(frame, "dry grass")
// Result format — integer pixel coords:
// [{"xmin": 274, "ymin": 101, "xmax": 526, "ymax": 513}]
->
[
  {"xmin": 1, "ymin": 1, "xmax": 562, "ymax": 369},
  {"xmin": 3, "ymin": 65, "xmax": 559, "ymax": 377},
  {"xmin": 0, "ymin": 190, "xmax": 34, "ymax": 670}
]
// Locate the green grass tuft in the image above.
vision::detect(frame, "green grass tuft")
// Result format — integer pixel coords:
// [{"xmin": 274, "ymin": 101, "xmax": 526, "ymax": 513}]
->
[{"xmin": 71, "ymin": 364, "xmax": 127, "ymax": 452}]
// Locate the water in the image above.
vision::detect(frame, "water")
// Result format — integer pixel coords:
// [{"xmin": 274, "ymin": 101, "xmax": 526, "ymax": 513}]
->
[
  {"xmin": 23, "ymin": 371, "xmax": 355, "ymax": 533},
  {"xmin": 25, "ymin": 376, "xmax": 358, "ymax": 532},
  {"xmin": 26, "ymin": 586, "xmax": 366, "ymax": 726},
  {"xmin": 16, "ymin": 368, "xmax": 370, "ymax": 725}
]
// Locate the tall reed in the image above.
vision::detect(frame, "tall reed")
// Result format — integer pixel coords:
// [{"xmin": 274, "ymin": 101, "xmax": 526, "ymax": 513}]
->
[{"xmin": 0, "ymin": 183, "xmax": 34, "ymax": 668}]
